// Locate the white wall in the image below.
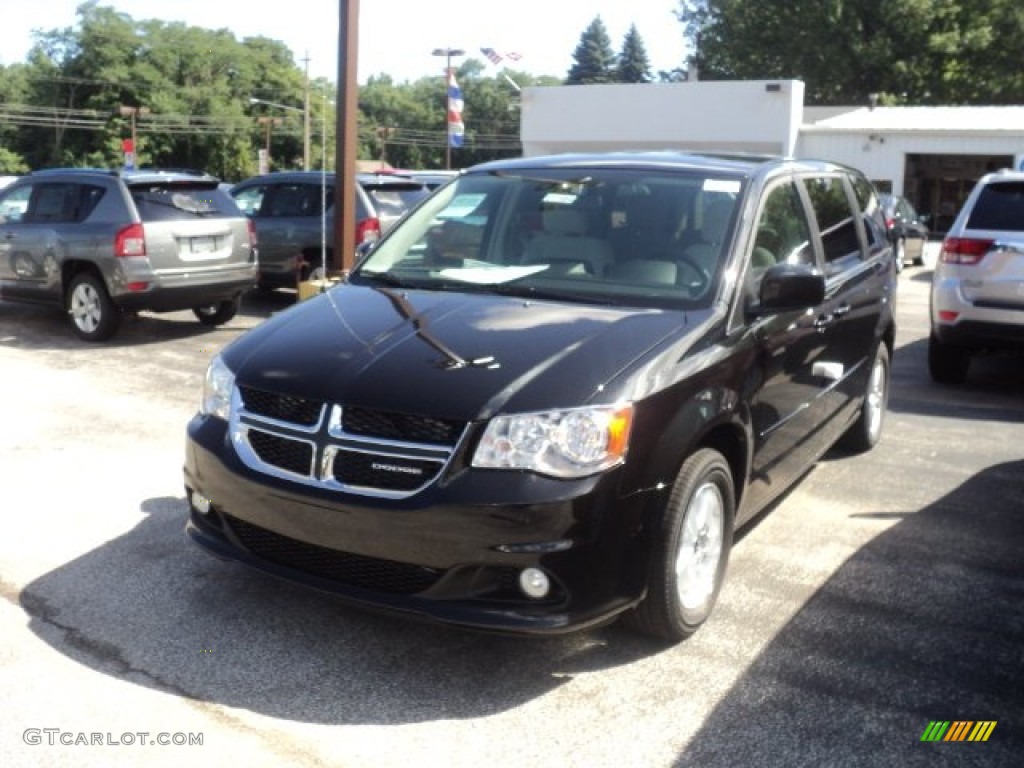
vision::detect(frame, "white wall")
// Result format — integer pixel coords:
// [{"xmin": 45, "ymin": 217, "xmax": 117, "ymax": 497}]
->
[
  {"xmin": 798, "ymin": 132, "xmax": 1024, "ymax": 194},
  {"xmin": 520, "ymin": 80, "xmax": 805, "ymax": 157}
]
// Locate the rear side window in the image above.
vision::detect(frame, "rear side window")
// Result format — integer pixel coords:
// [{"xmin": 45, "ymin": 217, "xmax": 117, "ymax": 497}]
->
[
  {"xmin": 803, "ymin": 175, "xmax": 862, "ymax": 268},
  {"xmin": 363, "ymin": 184, "xmax": 429, "ymax": 218},
  {"xmin": 131, "ymin": 184, "xmax": 239, "ymax": 221},
  {"xmin": 967, "ymin": 182, "xmax": 1024, "ymax": 231},
  {"xmin": 260, "ymin": 183, "xmax": 329, "ymax": 218},
  {"xmin": 848, "ymin": 173, "xmax": 888, "ymax": 250}
]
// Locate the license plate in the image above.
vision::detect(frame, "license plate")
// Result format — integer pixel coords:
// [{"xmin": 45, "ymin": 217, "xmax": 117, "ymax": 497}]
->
[{"xmin": 190, "ymin": 236, "xmax": 217, "ymax": 253}]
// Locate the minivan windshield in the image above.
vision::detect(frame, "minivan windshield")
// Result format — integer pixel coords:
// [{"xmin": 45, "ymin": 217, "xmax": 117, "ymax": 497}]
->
[{"xmin": 351, "ymin": 167, "xmax": 744, "ymax": 309}]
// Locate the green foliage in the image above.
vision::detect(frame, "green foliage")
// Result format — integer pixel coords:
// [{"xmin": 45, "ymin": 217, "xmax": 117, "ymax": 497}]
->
[
  {"xmin": 678, "ymin": 0, "xmax": 1024, "ymax": 105},
  {"xmin": 617, "ymin": 25, "xmax": 652, "ymax": 84},
  {"xmin": 567, "ymin": 16, "xmax": 617, "ymax": 84}
]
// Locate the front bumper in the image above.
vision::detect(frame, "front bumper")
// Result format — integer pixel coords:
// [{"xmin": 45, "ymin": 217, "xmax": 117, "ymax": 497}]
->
[{"xmin": 183, "ymin": 414, "xmax": 659, "ymax": 635}]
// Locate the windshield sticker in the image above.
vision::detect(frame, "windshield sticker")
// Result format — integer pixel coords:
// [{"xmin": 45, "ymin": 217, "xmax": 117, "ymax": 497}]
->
[
  {"xmin": 438, "ymin": 194, "xmax": 486, "ymax": 219},
  {"xmin": 541, "ymin": 192, "xmax": 578, "ymax": 206},
  {"xmin": 703, "ymin": 179, "xmax": 741, "ymax": 194},
  {"xmin": 437, "ymin": 264, "xmax": 549, "ymax": 285}
]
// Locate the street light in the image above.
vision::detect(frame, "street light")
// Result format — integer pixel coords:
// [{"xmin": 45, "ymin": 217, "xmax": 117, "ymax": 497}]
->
[
  {"xmin": 431, "ymin": 47, "xmax": 465, "ymax": 170},
  {"xmin": 249, "ymin": 97, "xmax": 310, "ymax": 171}
]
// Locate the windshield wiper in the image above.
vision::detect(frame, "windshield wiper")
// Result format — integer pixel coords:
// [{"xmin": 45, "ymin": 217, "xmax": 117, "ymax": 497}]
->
[{"xmin": 488, "ymin": 170, "xmax": 595, "ymax": 186}]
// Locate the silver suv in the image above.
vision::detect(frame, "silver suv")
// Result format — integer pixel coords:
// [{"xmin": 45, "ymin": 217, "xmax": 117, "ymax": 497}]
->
[
  {"xmin": 929, "ymin": 169, "xmax": 1024, "ymax": 383},
  {"xmin": 0, "ymin": 168, "xmax": 257, "ymax": 341}
]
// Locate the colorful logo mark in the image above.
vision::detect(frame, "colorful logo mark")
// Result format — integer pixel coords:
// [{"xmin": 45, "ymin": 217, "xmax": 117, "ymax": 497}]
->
[{"xmin": 921, "ymin": 721, "xmax": 996, "ymax": 742}]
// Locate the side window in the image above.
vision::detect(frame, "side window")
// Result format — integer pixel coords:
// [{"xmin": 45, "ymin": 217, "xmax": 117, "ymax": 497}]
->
[
  {"xmin": 849, "ymin": 173, "xmax": 889, "ymax": 254},
  {"xmin": 752, "ymin": 181, "xmax": 814, "ymax": 269},
  {"xmin": 262, "ymin": 184, "xmax": 322, "ymax": 218},
  {"xmin": 27, "ymin": 183, "xmax": 81, "ymax": 224},
  {"xmin": 232, "ymin": 185, "xmax": 267, "ymax": 217},
  {"xmin": 76, "ymin": 184, "xmax": 106, "ymax": 221},
  {"xmin": 745, "ymin": 181, "xmax": 814, "ymax": 298},
  {"xmin": 803, "ymin": 175, "xmax": 862, "ymax": 272},
  {"xmin": 0, "ymin": 184, "xmax": 33, "ymax": 223}
]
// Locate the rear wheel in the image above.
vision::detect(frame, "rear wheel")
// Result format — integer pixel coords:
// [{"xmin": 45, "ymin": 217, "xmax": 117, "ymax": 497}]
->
[
  {"xmin": 622, "ymin": 448, "xmax": 734, "ymax": 643},
  {"xmin": 192, "ymin": 296, "xmax": 240, "ymax": 326},
  {"xmin": 894, "ymin": 238, "xmax": 905, "ymax": 273},
  {"xmin": 66, "ymin": 272, "xmax": 121, "ymax": 341},
  {"xmin": 841, "ymin": 343, "xmax": 889, "ymax": 452},
  {"xmin": 928, "ymin": 332, "xmax": 970, "ymax": 384}
]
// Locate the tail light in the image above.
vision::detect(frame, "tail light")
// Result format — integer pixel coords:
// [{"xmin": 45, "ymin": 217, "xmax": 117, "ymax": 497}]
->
[
  {"xmin": 355, "ymin": 217, "xmax": 381, "ymax": 246},
  {"xmin": 247, "ymin": 219, "xmax": 258, "ymax": 248},
  {"xmin": 940, "ymin": 237, "xmax": 993, "ymax": 265},
  {"xmin": 114, "ymin": 223, "xmax": 146, "ymax": 257},
  {"xmin": 884, "ymin": 216, "xmax": 895, "ymax": 230}
]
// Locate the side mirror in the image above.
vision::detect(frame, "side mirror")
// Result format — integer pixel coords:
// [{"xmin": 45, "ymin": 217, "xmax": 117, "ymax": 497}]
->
[{"xmin": 749, "ymin": 263, "xmax": 825, "ymax": 315}]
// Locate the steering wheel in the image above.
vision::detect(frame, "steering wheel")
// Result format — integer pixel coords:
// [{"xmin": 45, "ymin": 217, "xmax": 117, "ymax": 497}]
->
[{"xmin": 674, "ymin": 252, "xmax": 713, "ymax": 293}]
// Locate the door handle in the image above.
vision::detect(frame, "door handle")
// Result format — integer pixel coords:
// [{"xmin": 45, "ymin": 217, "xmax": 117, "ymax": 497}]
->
[
  {"xmin": 814, "ymin": 313, "xmax": 834, "ymax": 330},
  {"xmin": 832, "ymin": 303, "xmax": 851, "ymax": 317}
]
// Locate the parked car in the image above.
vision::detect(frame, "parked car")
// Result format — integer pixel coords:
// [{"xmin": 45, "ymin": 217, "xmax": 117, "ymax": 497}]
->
[
  {"xmin": 929, "ymin": 168, "xmax": 1024, "ymax": 383},
  {"xmin": 0, "ymin": 168, "xmax": 257, "ymax": 341},
  {"xmin": 184, "ymin": 151, "xmax": 896, "ymax": 643},
  {"xmin": 230, "ymin": 171, "xmax": 429, "ymax": 290},
  {"xmin": 880, "ymin": 193, "xmax": 930, "ymax": 270}
]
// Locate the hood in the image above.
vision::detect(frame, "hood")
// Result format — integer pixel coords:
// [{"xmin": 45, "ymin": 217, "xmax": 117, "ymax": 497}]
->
[{"xmin": 225, "ymin": 283, "xmax": 689, "ymax": 420}]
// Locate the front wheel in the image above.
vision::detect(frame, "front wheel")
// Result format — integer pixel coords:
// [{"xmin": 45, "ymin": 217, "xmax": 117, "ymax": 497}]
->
[
  {"xmin": 841, "ymin": 343, "xmax": 889, "ymax": 452},
  {"xmin": 66, "ymin": 272, "xmax": 121, "ymax": 341},
  {"xmin": 622, "ymin": 448, "xmax": 735, "ymax": 643},
  {"xmin": 192, "ymin": 297, "xmax": 240, "ymax": 326}
]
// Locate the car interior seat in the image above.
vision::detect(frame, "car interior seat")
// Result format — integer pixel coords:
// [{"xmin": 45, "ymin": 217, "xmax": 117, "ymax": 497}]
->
[{"xmin": 522, "ymin": 207, "xmax": 615, "ymax": 277}]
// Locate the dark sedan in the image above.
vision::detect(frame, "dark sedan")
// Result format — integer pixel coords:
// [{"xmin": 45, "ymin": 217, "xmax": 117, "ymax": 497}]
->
[
  {"xmin": 880, "ymin": 193, "xmax": 930, "ymax": 270},
  {"xmin": 184, "ymin": 152, "xmax": 896, "ymax": 643}
]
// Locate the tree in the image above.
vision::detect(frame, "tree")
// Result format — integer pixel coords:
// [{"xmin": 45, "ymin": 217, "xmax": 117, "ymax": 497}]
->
[
  {"xmin": 566, "ymin": 16, "xmax": 617, "ymax": 85},
  {"xmin": 676, "ymin": 0, "xmax": 1024, "ymax": 105},
  {"xmin": 617, "ymin": 24, "xmax": 652, "ymax": 83}
]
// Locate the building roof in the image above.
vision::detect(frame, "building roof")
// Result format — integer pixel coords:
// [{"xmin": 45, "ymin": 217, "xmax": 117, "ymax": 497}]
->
[{"xmin": 802, "ymin": 106, "xmax": 1024, "ymax": 134}]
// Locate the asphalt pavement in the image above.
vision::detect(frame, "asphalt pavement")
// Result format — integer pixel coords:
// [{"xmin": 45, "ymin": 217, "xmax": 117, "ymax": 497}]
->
[{"xmin": 1, "ymin": 255, "xmax": 1022, "ymax": 768}]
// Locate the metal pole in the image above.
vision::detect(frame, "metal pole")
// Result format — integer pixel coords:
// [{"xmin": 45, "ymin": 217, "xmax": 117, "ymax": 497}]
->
[
  {"xmin": 444, "ymin": 53, "xmax": 451, "ymax": 170},
  {"xmin": 303, "ymin": 52, "xmax": 311, "ymax": 171},
  {"xmin": 334, "ymin": 0, "xmax": 359, "ymax": 274}
]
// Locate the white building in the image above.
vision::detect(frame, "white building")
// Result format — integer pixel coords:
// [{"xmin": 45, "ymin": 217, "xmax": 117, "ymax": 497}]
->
[{"xmin": 520, "ymin": 79, "xmax": 1024, "ymax": 231}]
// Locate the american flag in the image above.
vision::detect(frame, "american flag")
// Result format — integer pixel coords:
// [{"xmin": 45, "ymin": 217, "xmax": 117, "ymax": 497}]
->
[
  {"xmin": 480, "ymin": 47, "xmax": 522, "ymax": 66},
  {"xmin": 447, "ymin": 69, "xmax": 464, "ymax": 148}
]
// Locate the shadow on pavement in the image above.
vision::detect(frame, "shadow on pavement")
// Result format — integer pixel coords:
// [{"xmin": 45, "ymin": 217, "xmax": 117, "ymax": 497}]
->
[
  {"xmin": 18, "ymin": 496, "xmax": 663, "ymax": 725},
  {"xmin": 675, "ymin": 459, "xmax": 1024, "ymax": 767}
]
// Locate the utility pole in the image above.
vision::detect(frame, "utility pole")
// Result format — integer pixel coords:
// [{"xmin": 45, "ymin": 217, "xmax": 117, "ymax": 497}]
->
[{"xmin": 303, "ymin": 52, "xmax": 312, "ymax": 171}]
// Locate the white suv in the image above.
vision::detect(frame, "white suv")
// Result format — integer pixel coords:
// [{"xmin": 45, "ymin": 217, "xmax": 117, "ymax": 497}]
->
[{"xmin": 929, "ymin": 169, "xmax": 1024, "ymax": 383}]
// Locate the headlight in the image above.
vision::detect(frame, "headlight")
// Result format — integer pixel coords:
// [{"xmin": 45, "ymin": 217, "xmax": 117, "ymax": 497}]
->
[
  {"xmin": 472, "ymin": 404, "xmax": 633, "ymax": 478},
  {"xmin": 200, "ymin": 355, "xmax": 235, "ymax": 421}
]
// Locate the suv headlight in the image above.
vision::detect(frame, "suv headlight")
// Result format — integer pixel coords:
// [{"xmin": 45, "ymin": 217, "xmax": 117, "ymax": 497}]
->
[
  {"xmin": 472, "ymin": 404, "xmax": 633, "ymax": 479},
  {"xmin": 200, "ymin": 355, "xmax": 235, "ymax": 421}
]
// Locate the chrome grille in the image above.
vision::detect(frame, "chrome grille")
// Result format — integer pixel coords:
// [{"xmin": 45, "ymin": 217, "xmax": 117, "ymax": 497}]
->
[
  {"xmin": 230, "ymin": 387, "xmax": 466, "ymax": 498},
  {"xmin": 239, "ymin": 385, "xmax": 324, "ymax": 426},
  {"xmin": 247, "ymin": 429, "xmax": 314, "ymax": 476},
  {"xmin": 331, "ymin": 449, "xmax": 444, "ymax": 492},
  {"xmin": 342, "ymin": 406, "xmax": 463, "ymax": 446}
]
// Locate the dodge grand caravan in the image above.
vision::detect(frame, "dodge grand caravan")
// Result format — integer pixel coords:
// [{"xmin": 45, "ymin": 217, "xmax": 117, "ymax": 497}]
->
[{"xmin": 184, "ymin": 152, "xmax": 896, "ymax": 642}]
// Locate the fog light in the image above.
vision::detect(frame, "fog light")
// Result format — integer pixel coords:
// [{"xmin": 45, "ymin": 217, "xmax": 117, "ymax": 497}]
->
[
  {"xmin": 519, "ymin": 568, "xmax": 550, "ymax": 599},
  {"xmin": 191, "ymin": 491, "xmax": 211, "ymax": 514}
]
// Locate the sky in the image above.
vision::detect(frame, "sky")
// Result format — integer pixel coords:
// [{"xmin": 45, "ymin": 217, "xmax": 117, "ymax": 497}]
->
[{"xmin": 0, "ymin": 0, "xmax": 690, "ymax": 84}]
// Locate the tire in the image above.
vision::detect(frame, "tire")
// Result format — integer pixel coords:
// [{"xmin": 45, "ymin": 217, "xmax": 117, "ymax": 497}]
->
[
  {"xmin": 928, "ymin": 332, "xmax": 970, "ymax": 385},
  {"xmin": 894, "ymin": 238, "xmax": 905, "ymax": 273},
  {"xmin": 192, "ymin": 296, "xmax": 240, "ymax": 326},
  {"xmin": 622, "ymin": 448, "xmax": 735, "ymax": 643},
  {"xmin": 841, "ymin": 343, "xmax": 889, "ymax": 452},
  {"xmin": 66, "ymin": 272, "xmax": 121, "ymax": 341}
]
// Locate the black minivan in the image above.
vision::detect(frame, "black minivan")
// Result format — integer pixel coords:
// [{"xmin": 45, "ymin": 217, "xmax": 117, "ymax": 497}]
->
[{"xmin": 184, "ymin": 152, "xmax": 896, "ymax": 642}]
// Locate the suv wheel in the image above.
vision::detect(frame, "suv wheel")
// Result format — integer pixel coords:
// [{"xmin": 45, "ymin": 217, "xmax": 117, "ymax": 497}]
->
[
  {"xmin": 841, "ymin": 343, "xmax": 889, "ymax": 452},
  {"xmin": 892, "ymin": 237, "xmax": 909, "ymax": 274},
  {"xmin": 928, "ymin": 332, "xmax": 970, "ymax": 385},
  {"xmin": 622, "ymin": 448, "xmax": 734, "ymax": 643},
  {"xmin": 193, "ymin": 297, "xmax": 240, "ymax": 326},
  {"xmin": 67, "ymin": 272, "xmax": 121, "ymax": 341}
]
